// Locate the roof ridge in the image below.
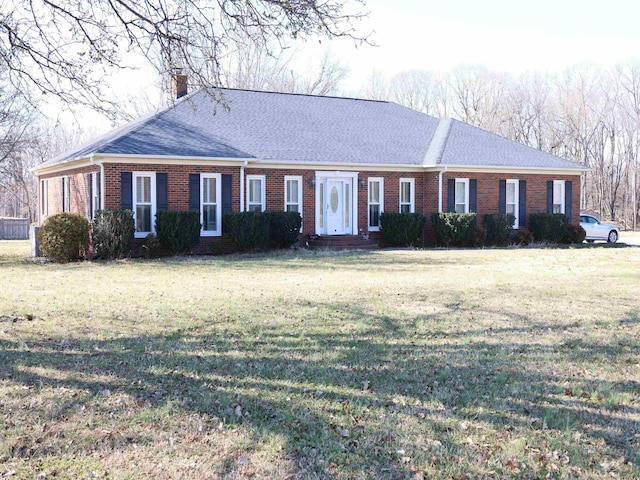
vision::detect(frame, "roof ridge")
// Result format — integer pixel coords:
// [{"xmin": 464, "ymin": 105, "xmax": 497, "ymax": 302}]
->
[
  {"xmin": 422, "ymin": 118, "xmax": 453, "ymax": 166},
  {"xmin": 215, "ymin": 86, "xmax": 390, "ymax": 104}
]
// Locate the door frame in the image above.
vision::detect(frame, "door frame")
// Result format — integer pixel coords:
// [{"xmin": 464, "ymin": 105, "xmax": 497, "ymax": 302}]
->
[{"xmin": 314, "ymin": 171, "xmax": 360, "ymax": 235}]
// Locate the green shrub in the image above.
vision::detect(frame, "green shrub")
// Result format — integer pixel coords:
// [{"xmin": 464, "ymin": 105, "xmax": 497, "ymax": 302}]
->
[
  {"xmin": 223, "ymin": 211, "xmax": 270, "ymax": 252},
  {"xmin": 528, "ymin": 213, "xmax": 569, "ymax": 243},
  {"xmin": 39, "ymin": 212, "xmax": 91, "ymax": 263},
  {"xmin": 484, "ymin": 213, "xmax": 515, "ymax": 246},
  {"xmin": 267, "ymin": 211, "xmax": 302, "ymax": 248},
  {"xmin": 92, "ymin": 210, "xmax": 135, "ymax": 259},
  {"xmin": 379, "ymin": 212, "xmax": 427, "ymax": 247},
  {"xmin": 430, "ymin": 212, "xmax": 477, "ymax": 247},
  {"xmin": 155, "ymin": 210, "xmax": 201, "ymax": 255},
  {"xmin": 509, "ymin": 228, "xmax": 533, "ymax": 246},
  {"xmin": 562, "ymin": 224, "xmax": 586, "ymax": 244}
]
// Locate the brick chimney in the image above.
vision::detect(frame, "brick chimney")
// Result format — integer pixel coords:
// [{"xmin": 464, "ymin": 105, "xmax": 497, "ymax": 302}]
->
[{"xmin": 171, "ymin": 69, "xmax": 188, "ymax": 100}]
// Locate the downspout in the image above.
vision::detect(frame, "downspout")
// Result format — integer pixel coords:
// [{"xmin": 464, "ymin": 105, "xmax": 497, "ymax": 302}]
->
[
  {"xmin": 89, "ymin": 154, "xmax": 105, "ymax": 211},
  {"xmin": 438, "ymin": 166, "xmax": 448, "ymax": 212},
  {"xmin": 240, "ymin": 160, "xmax": 248, "ymax": 212}
]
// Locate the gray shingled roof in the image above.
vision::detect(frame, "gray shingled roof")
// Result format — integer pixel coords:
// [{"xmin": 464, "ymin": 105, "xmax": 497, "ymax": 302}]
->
[
  {"xmin": 439, "ymin": 119, "xmax": 585, "ymax": 170},
  {"xmin": 37, "ymin": 88, "xmax": 584, "ymax": 171}
]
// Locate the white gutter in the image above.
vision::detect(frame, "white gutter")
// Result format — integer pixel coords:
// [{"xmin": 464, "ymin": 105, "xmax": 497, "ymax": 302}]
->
[
  {"xmin": 240, "ymin": 160, "xmax": 247, "ymax": 211},
  {"xmin": 438, "ymin": 166, "xmax": 448, "ymax": 213}
]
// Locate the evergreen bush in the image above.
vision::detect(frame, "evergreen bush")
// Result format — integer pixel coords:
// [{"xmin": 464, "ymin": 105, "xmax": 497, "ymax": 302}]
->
[
  {"xmin": 379, "ymin": 212, "xmax": 427, "ymax": 247},
  {"xmin": 484, "ymin": 213, "xmax": 515, "ymax": 246},
  {"xmin": 155, "ymin": 210, "xmax": 201, "ymax": 255},
  {"xmin": 39, "ymin": 212, "xmax": 91, "ymax": 263},
  {"xmin": 430, "ymin": 212, "xmax": 477, "ymax": 247},
  {"xmin": 92, "ymin": 209, "xmax": 134, "ymax": 259}
]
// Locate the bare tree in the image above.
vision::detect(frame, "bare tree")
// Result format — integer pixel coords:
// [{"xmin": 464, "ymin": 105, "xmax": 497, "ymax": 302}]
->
[{"xmin": 0, "ymin": 0, "xmax": 369, "ymax": 116}]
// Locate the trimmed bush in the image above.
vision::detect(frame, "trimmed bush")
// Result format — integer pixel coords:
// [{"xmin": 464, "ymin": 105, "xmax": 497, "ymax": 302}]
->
[
  {"xmin": 379, "ymin": 212, "xmax": 427, "ymax": 247},
  {"xmin": 267, "ymin": 211, "xmax": 302, "ymax": 248},
  {"xmin": 223, "ymin": 211, "xmax": 270, "ymax": 252},
  {"xmin": 39, "ymin": 212, "xmax": 91, "ymax": 263},
  {"xmin": 484, "ymin": 213, "xmax": 515, "ymax": 246},
  {"xmin": 528, "ymin": 213, "xmax": 569, "ymax": 243},
  {"xmin": 509, "ymin": 228, "xmax": 533, "ymax": 246},
  {"xmin": 562, "ymin": 224, "xmax": 587, "ymax": 244},
  {"xmin": 155, "ymin": 210, "xmax": 201, "ymax": 255},
  {"xmin": 92, "ymin": 209, "xmax": 135, "ymax": 259},
  {"xmin": 431, "ymin": 212, "xmax": 477, "ymax": 247}
]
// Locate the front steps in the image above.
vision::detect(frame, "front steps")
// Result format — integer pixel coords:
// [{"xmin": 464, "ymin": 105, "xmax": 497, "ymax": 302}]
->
[{"xmin": 306, "ymin": 234, "xmax": 379, "ymax": 251}]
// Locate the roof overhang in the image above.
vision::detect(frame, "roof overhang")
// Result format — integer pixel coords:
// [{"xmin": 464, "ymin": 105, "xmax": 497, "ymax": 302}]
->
[{"xmin": 429, "ymin": 164, "xmax": 589, "ymax": 175}]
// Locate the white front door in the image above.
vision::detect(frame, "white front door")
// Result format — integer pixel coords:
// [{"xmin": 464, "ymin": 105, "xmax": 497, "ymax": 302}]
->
[{"xmin": 326, "ymin": 179, "xmax": 345, "ymax": 235}]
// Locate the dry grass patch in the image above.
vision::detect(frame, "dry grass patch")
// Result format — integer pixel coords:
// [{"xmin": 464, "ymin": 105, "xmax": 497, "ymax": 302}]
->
[{"xmin": 0, "ymin": 241, "xmax": 639, "ymax": 479}]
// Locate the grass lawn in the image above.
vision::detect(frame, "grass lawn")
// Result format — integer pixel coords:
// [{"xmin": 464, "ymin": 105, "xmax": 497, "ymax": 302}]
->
[{"xmin": 0, "ymin": 240, "xmax": 639, "ymax": 479}]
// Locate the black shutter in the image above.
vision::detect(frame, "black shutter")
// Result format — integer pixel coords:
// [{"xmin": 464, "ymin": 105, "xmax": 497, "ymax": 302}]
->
[
  {"xmin": 498, "ymin": 179, "xmax": 506, "ymax": 214},
  {"xmin": 189, "ymin": 174, "xmax": 200, "ymax": 211},
  {"xmin": 519, "ymin": 180, "xmax": 527, "ymax": 227},
  {"xmin": 156, "ymin": 173, "xmax": 168, "ymax": 211},
  {"xmin": 222, "ymin": 174, "xmax": 232, "ymax": 214},
  {"xmin": 565, "ymin": 180, "xmax": 572, "ymax": 222},
  {"xmin": 121, "ymin": 172, "xmax": 132, "ymax": 211},
  {"xmin": 87, "ymin": 173, "xmax": 92, "ymax": 218},
  {"xmin": 469, "ymin": 179, "xmax": 477, "ymax": 213},
  {"xmin": 546, "ymin": 181, "xmax": 553, "ymax": 213},
  {"xmin": 447, "ymin": 179, "xmax": 455, "ymax": 212}
]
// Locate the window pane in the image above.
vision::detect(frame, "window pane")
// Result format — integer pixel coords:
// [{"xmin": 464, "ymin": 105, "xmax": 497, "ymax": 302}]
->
[
  {"xmin": 401, "ymin": 182, "xmax": 410, "ymax": 203},
  {"xmin": 455, "ymin": 203, "xmax": 465, "ymax": 213},
  {"xmin": 286, "ymin": 204, "xmax": 299, "ymax": 213},
  {"xmin": 554, "ymin": 182, "xmax": 562, "ymax": 203},
  {"xmin": 287, "ymin": 180, "xmax": 298, "ymax": 203},
  {"xmin": 506, "ymin": 204, "xmax": 516, "ymax": 215},
  {"xmin": 136, "ymin": 205, "xmax": 151, "ymax": 232},
  {"xmin": 401, "ymin": 204, "xmax": 411, "ymax": 214},
  {"xmin": 203, "ymin": 205, "xmax": 217, "ymax": 231},
  {"xmin": 250, "ymin": 179, "xmax": 262, "ymax": 203},
  {"xmin": 248, "ymin": 204, "xmax": 261, "ymax": 212},
  {"xmin": 369, "ymin": 182, "xmax": 379, "ymax": 203},
  {"xmin": 506, "ymin": 183, "xmax": 515, "ymax": 203},
  {"xmin": 369, "ymin": 204, "xmax": 380, "ymax": 227},
  {"xmin": 345, "ymin": 183, "xmax": 350, "ymax": 227},
  {"xmin": 455, "ymin": 182, "xmax": 466, "ymax": 204},
  {"xmin": 136, "ymin": 176, "xmax": 151, "ymax": 203}
]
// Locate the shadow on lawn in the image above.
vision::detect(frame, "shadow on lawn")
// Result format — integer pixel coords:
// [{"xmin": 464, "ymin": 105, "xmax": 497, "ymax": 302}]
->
[{"xmin": 1, "ymin": 304, "xmax": 639, "ymax": 477}]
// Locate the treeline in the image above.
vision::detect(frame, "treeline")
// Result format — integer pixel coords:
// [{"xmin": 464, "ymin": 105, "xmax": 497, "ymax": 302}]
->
[{"xmin": 360, "ymin": 61, "xmax": 640, "ymax": 229}]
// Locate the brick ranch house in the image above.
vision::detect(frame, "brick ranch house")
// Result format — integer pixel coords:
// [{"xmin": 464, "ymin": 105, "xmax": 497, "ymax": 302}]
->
[{"xmin": 32, "ymin": 85, "xmax": 587, "ymax": 252}]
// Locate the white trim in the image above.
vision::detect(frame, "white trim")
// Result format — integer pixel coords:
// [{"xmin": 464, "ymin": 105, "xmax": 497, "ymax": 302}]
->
[
  {"xmin": 90, "ymin": 171, "xmax": 101, "ymax": 219},
  {"xmin": 284, "ymin": 175, "xmax": 303, "ymax": 213},
  {"xmin": 454, "ymin": 178, "xmax": 470, "ymax": 213},
  {"xmin": 132, "ymin": 171, "xmax": 156, "ymax": 238},
  {"xmin": 314, "ymin": 170, "xmax": 359, "ymax": 235},
  {"xmin": 506, "ymin": 179, "xmax": 519, "ymax": 228},
  {"xmin": 399, "ymin": 178, "xmax": 415, "ymax": 213},
  {"xmin": 368, "ymin": 177, "xmax": 384, "ymax": 231},
  {"xmin": 200, "ymin": 173, "xmax": 222, "ymax": 237},
  {"xmin": 246, "ymin": 174, "xmax": 266, "ymax": 212},
  {"xmin": 433, "ymin": 164, "xmax": 588, "ymax": 174},
  {"xmin": 40, "ymin": 179, "xmax": 48, "ymax": 220},
  {"xmin": 553, "ymin": 180, "xmax": 566, "ymax": 214}
]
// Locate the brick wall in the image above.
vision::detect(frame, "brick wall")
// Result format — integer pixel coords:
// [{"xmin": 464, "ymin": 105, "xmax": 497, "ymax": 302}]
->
[
  {"xmin": 39, "ymin": 163, "xmax": 583, "ymax": 253},
  {"xmin": 38, "ymin": 166, "xmax": 100, "ymax": 222}
]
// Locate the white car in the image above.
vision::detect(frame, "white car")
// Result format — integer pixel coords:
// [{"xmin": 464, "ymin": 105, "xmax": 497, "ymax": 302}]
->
[{"xmin": 579, "ymin": 214, "xmax": 619, "ymax": 243}]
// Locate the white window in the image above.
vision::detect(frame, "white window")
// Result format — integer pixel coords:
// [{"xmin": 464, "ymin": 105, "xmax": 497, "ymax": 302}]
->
[
  {"xmin": 247, "ymin": 175, "xmax": 266, "ymax": 212},
  {"xmin": 455, "ymin": 178, "xmax": 469, "ymax": 213},
  {"xmin": 399, "ymin": 178, "xmax": 415, "ymax": 213},
  {"xmin": 285, "ymin": 176, "xmax": 302, "ymax": 213},
  {"xmin": 62, "ymin": 176, "xmax": 70, "ymax": 212},
  {"xmin": 553, "ymin": 180, "xmax": 565, "ymax": 214},
  {"xmin": 201, "ymin": 173, "xmax": 221, "ymax": 236},
  {"xmin": 90, "ymin": 172, "xmax": 101, "ymax": 219},
  {"xmin": 133, "ymin": 172, "xmax": 156, "ymax": 238},
  {"xmin": 41, "ymin": 179, "xmax": 48, "ymax": 217},
  {"xmin": 506, "ymin": 179, "xmax": 519, "ymax": 228},
  {"xmin": 368, "ymin": 177, "xmax": 384, "ymax": 230}
]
